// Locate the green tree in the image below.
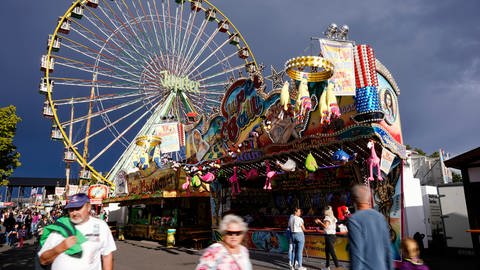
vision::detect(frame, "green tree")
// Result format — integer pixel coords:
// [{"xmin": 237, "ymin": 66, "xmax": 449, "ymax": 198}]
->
[
  {"xmin": 0, "ymin": 105, "xmax": 21, "ymax": 185},
  {"xmin": 413, "ymin": 147, "xmax": 426, "ymax": 156},
  {"xmin": 452, "ymin": 172, "xmax": 462, "ymax": 183},
  {"xmin": 429, "ymin": 151, "xmax": 439, "ymax": 158}
]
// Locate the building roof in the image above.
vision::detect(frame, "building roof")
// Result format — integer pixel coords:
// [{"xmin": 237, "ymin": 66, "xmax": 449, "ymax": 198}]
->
[
  {"xmin": 7, "ymin": 177, "xmax": 79, "ymax": 187},
  {"xmin": 444, "ymin": 147, "xmax": 480, "ymax": 169}
]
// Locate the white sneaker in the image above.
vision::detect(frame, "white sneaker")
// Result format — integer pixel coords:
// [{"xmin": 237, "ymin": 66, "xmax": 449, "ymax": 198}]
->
[{"xmin": 298, "ymin": 267, "xmax": 307, "ymax": 270}]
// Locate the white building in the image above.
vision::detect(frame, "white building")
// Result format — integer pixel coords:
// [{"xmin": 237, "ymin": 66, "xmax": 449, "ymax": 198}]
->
[{"xmin": 409, "ymin": 151, "xmax": 452, "ymax": 186}]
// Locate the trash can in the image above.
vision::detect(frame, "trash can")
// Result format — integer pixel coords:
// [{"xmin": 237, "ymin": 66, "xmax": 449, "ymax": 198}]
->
[
  {"xmin": 166, "ymin": 229, "xmax": 176, "ymax": 247},
  {"xmin": 118, "ymin": 225, "xmax": 125, "ymax": 241}
]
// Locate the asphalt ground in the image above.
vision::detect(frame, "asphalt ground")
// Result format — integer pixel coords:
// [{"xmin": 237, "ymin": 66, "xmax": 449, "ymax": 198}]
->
[{"xmin": 0, "ymin": 238, "xmax": 478, "ymax": 269}]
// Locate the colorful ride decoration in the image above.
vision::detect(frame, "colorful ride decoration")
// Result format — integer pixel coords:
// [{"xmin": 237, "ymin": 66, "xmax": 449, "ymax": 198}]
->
[
  {"xmin": 352, "ymin": 44, "xmax": 384, "ymax": 123},
  {"xmin": 332, "ymin": 149, "xmax": 356, "ymax": 165},
  {"xmin": 87, "ymin": 184, "xmax": 109, "ymax": 205},
  {"xmin": 179, "ymin": 31, "xmax": 406, "ymax": 260},
  {"xmin": 264, "ymin": 160, "xmax": 276, "ymax": 190},
  {"xmin": 366, "ymin": 140, "xmax": 383, "ymax": 181},
  {"xmin": 229, "ymin": 166, "xmax": 241, "ymax": 195},
  {"xmin": 134, "ymin": 135, "xmax": 162, "ymax": 170}
]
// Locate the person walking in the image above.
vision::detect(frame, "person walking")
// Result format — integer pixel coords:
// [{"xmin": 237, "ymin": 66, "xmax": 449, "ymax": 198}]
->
[
  {"xmin": 196, "ymin": 214, "xmax": 252, "ymax": 270},
  {"xmin": 38, "ymin": 193, "xmax": 117, "ymax": 270},
  {"xmin": 287, "ymin": 211, "xmax": 295, "ymax": 269},
  {"xmin": 289, "ymin": 207, "xmax": 307, "ymax": 270},
  {"xmin": 17, "ymin": 224, "xmax": 27, "ymax": 248},
  {"xmin": 4, "ymin": 212, "xmax": 16, "ymax": 246},
  {"xmin": 23, "ymin": 212, "xmax": 32, "ymax": 237},
  {"xmin": 315, "ymin": 206, "xmax": 339, "ymax": 270},
  {"xmin": 348, "ymin": 185, "xmax": 393, "ymax": 270}
]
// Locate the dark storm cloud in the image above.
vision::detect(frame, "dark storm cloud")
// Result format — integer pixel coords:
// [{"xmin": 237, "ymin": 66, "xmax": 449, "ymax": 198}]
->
[{"xmin": 1, "ymin": 0, "xmax": 478, "ymax": 177}]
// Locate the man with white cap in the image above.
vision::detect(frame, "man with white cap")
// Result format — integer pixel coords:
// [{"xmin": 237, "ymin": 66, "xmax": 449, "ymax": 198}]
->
[{"xmin": 38, "ymin": 193, "xmax": 117, "ymax": 270}]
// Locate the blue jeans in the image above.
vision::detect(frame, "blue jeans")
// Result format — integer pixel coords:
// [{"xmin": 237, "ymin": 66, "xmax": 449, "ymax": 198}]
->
[
  {"xmin": 292, "ymin": 232, "xmax": 305, "ymax": 267},
  {"xmin": 288, "ymin": 237, "xmax": 294, "ymax": 265}
]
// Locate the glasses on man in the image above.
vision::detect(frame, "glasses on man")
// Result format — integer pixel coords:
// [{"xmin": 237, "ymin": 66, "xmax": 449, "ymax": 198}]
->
[{"xmin": 225, "ymin": 231, "xmax": 243, "ymax": 236}]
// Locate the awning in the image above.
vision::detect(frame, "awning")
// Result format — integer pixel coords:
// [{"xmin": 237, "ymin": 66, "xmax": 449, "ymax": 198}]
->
[{"xmin": 103, "ymin": 190, "xmax": 209, "ymax": 204}]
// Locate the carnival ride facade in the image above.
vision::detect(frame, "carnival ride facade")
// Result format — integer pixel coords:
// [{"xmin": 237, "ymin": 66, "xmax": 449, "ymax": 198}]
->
[{"xmin": 177, "ymin": 26, "xmax": 406, "ymax": 259}]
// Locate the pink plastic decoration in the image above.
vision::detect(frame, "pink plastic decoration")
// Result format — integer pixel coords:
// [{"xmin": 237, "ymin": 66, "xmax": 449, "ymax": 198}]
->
[
  {"xmin": 242, "ymin": 168, "xmax": 259, "ymax": 180},
  {"xmin": 200, "ymin": 172, "xmax": 216, "ymax": 183},
  {"xmin": 367, "ymin": 140, "xmax": 383, "ymax": 181},
  {"xmin": 264, "ymin": 160, "xmax": 276, "ymax": 190},
  {"xmin": 229, "ymin": 166, "xmax": 241, "ymax": 195},
  {"xmin": 182, "ymin": 176, "xmax": 191, "ymax": 196}
]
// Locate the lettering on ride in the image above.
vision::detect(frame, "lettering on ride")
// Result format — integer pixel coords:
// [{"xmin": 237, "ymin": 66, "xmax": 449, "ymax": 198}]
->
[
  {"xmin": 159, "ymin": 71, "xmax": 200, "ymax": 93},
  {"xmin": 236, "ymin": 150, "xmax": 262, "ymax": 162},
  {"xmin": 223, "ymin": 80, "xmax": 263, "ymax": 142}
]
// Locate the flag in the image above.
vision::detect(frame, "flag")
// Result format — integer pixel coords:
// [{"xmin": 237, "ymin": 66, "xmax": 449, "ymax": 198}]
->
[{"xmin": 319, "ymin": 39, "xmax": 356, "ymax": 96}]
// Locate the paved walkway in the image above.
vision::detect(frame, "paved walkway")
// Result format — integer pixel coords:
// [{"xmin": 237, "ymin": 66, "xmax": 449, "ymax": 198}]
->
[{"xmin": 0, "ymin": 238, "xmax": 478, "ymax": 269}]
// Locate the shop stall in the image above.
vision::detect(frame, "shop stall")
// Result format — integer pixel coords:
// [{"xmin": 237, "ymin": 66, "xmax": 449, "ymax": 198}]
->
[
  {"xmin": 186, "ymin": 37, "xmax": 406, "ymax": 262},
  {"xmin": 104, "ymin": 167, "xmax": 212, "ymax": 247}
]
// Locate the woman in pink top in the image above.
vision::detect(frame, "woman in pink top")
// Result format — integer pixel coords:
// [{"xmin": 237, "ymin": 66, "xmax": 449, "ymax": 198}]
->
[{"xmin": 196, "ymin": 214, "xmax": 252, "ymax": 270}]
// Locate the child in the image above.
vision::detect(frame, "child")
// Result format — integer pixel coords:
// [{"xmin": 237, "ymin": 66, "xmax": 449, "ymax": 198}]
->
[
  {"xmin": 17, "ymin": 224, "xmax": 27, "ymax": 248},
  {"xmin": 399, "ymin": 237, "xmax": 429, "ymax": 270}
]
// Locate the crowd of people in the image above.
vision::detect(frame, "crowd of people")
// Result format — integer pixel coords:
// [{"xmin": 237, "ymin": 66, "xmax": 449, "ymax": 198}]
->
[
  {"xmin": 1, "ymin": 193, "xmax": 116, "ymax": 270},
  {"xmin": 0, "ymin": 205, "xmax": 64, "ymax": 248}
]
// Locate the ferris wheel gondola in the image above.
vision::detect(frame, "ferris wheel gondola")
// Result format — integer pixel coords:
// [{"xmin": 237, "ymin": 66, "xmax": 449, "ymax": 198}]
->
[{"xmin": 40, "ymin": 0, "xmax": 257, "ymax": 187}]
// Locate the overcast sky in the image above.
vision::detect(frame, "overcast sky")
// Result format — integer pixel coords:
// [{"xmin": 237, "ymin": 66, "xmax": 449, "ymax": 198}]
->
[{"xmin": 1, "ymin": 0, "xmax": 479, "ymax": 178}]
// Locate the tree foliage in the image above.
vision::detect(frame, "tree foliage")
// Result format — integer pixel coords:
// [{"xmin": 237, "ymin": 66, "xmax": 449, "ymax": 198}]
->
[
  {"xmin": 0, "ymin": 105, "xmax": 21, "ymax": 183},
  {"xmin": 429, "ymin": 151, "xmax": 439, "ymax": 158},
  {"xmin": 452, "ymin": 172, "xmax": 462, "ymax": 183}
]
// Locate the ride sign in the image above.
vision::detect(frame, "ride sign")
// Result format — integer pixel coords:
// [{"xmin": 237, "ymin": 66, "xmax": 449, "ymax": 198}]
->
[{"xmin": 160, "ymin": 71, "xmax": 200, "ymax": 93}]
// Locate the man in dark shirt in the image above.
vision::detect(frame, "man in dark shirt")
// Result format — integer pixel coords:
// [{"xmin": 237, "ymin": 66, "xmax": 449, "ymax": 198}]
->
[{"xmin": 348, "ymin": 185, "xmax": 393, "ymax": 270}]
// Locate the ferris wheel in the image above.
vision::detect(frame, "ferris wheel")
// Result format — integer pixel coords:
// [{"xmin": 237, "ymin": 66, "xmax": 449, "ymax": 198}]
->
[{"xmin": 40, "ymin": 0, "xmax": 257, "ymax": 186}]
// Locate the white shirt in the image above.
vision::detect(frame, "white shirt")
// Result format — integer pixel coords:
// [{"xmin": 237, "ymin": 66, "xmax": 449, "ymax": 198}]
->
[
  {"xmin": 323, "ymin": 216, "xmax": 337, "ymax": 235},
  {"xmin": 38, "ymin": 217, "xmax": 117, "ymax": 270},
  {"xmin": 289, "ymin": 215, "xmax": 304, "ymax": 233}
]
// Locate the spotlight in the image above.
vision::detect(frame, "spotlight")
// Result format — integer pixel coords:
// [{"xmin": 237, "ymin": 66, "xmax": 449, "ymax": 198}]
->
[
  {"xmin": 324, "ymin": 23, "xmax": 338, "ymax": 39},
  {"xmin": 337, "ymin": 25, "xmax": 349, "ymax": 40}
]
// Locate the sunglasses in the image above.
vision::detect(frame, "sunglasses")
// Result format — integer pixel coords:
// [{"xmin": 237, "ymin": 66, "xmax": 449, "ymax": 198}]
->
[{"xmin": 225, "ymin": 231, "xmax": 243, "ymax": 236}]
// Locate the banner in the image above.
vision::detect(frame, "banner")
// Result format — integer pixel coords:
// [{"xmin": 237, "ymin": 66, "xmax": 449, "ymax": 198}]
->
[
  {"xmin": 380, "ymin": 147, "xmax": 395, "ymax": 174},
  {"xmin": 319, "ymin": 39, "xmax": 356, "ymax": 96},
  {"xmin": 68, "ymin": 185, "xmax": 79, "ymax": 196},
  {"xmin": 154, "ymin": 122, "xmax": 181, "ymax": 153},
  {"xmin": 55, "ymin": 187, "xmax": 65, "ymax": 196}
]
